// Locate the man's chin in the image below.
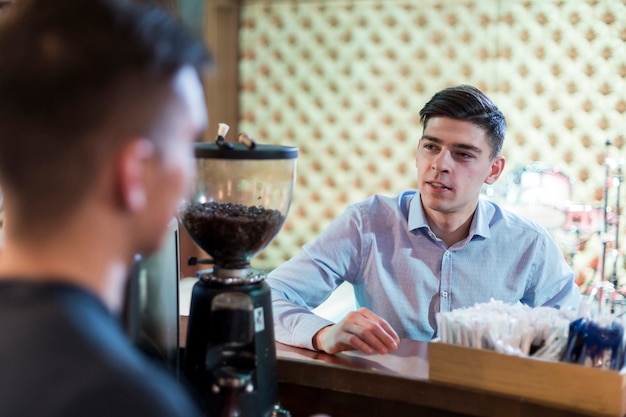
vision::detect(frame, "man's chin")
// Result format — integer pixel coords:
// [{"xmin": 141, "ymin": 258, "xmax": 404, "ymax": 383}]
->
[
  {"xmin": 134, "ymin": 233, "xmax": 167, "ymax": 259},
  {"xmin": 422, "ymin": 194, "xmax": 452, "ymax": 211},
  {"xmin": 137, "ymin": 218, "xmax": 179, "ymax": 257}
]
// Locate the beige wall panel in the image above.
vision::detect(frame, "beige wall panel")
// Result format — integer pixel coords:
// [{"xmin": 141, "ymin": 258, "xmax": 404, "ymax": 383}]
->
[{"xmin": 238, "ymin": 0, "xmax": 625, "ymax": 290}]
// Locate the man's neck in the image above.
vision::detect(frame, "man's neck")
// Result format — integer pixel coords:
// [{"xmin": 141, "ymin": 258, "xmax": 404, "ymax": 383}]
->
[
  {"xmin": 424, "ymin": 208, "xmax": 475, "ymax": 248},
  {"xmin": 0, "ymin": 224, "xmax": 131, "ymax": 313}
]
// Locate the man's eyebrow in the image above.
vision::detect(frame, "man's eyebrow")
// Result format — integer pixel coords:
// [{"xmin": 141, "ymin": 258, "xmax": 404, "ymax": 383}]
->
[{"xmin": 420, "ymin": 135, "xmax": 483, "ymax": 154}]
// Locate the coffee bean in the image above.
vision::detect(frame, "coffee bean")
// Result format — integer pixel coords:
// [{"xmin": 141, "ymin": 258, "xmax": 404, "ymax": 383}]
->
[{"xmin": 181, "ymin": 201, "xmax": 283, "ymax": 269}]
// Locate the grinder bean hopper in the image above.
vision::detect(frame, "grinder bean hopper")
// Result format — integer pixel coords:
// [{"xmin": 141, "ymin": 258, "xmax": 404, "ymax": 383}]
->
[{"xmin": 180, "ymin": 130, "xmax": 297, "ymax": 417}]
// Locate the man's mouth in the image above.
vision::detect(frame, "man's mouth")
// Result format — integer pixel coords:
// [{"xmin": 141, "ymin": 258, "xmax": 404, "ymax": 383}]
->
[{"xmin": 427, "ymin": 181, "xmax": 451, "ymax": 190}]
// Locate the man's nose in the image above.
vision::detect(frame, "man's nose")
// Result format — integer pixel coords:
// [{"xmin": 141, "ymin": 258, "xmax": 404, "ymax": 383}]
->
[{"xmin": 431, "ymin": 150, "xmax": 452, "ymax": 172}]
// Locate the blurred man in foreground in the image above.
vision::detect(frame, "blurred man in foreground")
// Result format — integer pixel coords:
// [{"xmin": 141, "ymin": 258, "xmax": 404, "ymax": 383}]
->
[{"xmin": 0, "ymin": 0, "xmax": 211, "ymax": 415}]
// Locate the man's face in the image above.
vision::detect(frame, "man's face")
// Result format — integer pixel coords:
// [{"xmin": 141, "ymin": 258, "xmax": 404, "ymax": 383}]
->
[
  {"xmin": 140, "ymin": 66, "xmax": 207, "ymax": 253},
  {"xmin": 416, "ymin": 117, "xmax": 504, "ymax": 221}
]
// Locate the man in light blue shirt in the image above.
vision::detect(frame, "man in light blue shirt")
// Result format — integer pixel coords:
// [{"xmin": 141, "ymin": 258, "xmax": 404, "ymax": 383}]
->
[{"xmin": 267, "ymin": 85, "xmax": 581, "ymax": 355}]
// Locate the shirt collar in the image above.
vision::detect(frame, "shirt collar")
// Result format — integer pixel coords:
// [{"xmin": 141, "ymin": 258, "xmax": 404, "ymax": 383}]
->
[
  {"xmin": 407, "ymin": 192, "xmax": 429, "ymax": 231},
  {"xmin": 473, "ymin": 196, "xmax": 494, "ymax": 239},
  {"xmin": 407, "ymin": 191, "xmax": 494, "ymax": 239}
]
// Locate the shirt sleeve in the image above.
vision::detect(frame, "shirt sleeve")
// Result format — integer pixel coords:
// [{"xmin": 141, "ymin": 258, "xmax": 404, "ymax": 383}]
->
[
  {"xmin": 524, "ymin": 231, "xmax": 581, "ymax": 311},
  {"xmin": 266, "ymin": 204, "xmax": 364, "ymax": 349}
]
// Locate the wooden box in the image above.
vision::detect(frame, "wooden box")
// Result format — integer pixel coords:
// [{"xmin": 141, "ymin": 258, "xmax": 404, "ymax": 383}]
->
[{"xmin": 429, "ymin": 342, "xmax": 626, "ymax": 417}]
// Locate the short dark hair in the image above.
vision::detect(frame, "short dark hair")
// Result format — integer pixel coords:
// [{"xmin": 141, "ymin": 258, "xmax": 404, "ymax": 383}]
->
[
  {"xmin": 0, "ymin": 1, "xmax": 12, "ymax": 13},
  {"xmin": 419, "ymin": 85, "xmax": 506, "ymax": 159},
  {"xmin": 0, "ymin": 0, "xmax": 212, "ymax": 230}
]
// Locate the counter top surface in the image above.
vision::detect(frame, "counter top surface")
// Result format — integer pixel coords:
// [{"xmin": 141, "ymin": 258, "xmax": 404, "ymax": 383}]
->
[
  {"xmin": 274, "ymin": 339, "xmax": 607, "ymax": 417},
  {"xmin": 179, "ymin": 316, "xmax": 607, "ymax": 417},
  {"xmin": 275, "ymin": 338, "xmax": 429, "ymax": 379}
]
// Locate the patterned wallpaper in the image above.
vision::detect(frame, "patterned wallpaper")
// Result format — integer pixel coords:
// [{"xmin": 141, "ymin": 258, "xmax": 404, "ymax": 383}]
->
[{"xmin": 237, "ymin": 0, "xmax": 626, "ymax": 290}]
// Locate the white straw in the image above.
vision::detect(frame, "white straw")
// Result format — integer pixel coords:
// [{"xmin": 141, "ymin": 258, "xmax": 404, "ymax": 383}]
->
[{"xmin": 217, "ymin": 123, "xmax": 230, "ymax": 137}]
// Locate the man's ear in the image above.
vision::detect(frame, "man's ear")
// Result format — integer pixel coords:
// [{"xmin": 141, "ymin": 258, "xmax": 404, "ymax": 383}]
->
[
  {"xmin": 485, "ymin": 155, "xmax": 506, "ymax": 185},
  {"xmin": 115, "ymin": 138, "xmax": 155, "ymax": 212}
]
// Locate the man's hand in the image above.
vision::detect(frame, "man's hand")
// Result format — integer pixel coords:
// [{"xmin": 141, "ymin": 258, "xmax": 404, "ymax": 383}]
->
[{"xmin": 312, "ymin": 307, "xmax": 400, "ymax": 355}]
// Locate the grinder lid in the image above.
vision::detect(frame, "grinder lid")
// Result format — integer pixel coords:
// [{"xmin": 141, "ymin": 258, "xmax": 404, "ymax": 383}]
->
[{"xmin": 194, "ymin": 142, "xmax": 298, "ymax": 160}]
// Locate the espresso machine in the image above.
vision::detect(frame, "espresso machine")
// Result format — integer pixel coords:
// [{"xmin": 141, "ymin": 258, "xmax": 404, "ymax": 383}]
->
[{"xmin": 179, "ymin": 130, "xmax": 297, "ymax": 417}]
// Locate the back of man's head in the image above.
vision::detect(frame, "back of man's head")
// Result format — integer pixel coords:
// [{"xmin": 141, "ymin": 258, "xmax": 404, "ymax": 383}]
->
[{"xmin": 0, "ymin": 0, "xmax": 211, "ymax": 232}]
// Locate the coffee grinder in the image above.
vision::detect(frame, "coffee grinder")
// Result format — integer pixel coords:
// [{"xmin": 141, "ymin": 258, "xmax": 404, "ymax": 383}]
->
[{"xmin": 179, "ymin": 128, "xmax": 297, "ymax": 417}]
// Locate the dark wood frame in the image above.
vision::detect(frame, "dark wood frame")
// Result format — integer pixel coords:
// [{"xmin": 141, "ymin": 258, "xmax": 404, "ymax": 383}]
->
[{"xmin": 174, "ymin": 0, "xmax": 242, "ymax": 277}]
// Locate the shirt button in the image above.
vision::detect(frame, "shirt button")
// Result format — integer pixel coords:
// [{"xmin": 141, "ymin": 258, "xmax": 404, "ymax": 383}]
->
[{"xmin": 442, "ymin": 291, "xmax": 448, "ymax": 298}]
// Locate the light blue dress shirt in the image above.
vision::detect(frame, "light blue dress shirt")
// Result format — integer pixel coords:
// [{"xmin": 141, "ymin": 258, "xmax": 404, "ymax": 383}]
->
[{"xmin": 267, "ymin": 190, "xmax": 581, "ymax": 350}]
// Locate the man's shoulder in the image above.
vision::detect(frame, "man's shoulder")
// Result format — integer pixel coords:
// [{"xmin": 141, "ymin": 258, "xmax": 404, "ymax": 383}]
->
[
  {"xmin": 343, "ymin": 191, "xmax": 417, "ymax": 233},
  {"xmin": 481, "ymin": 198, "xmax": 552, "ymax": 236},
  {"xmin": 352, "ymin": 190, "xmax": 416, "ymax": 213},
  {"xmin": 0, "ymin": 282, "xmax": 201, "ymax": 417},
  {"xmin": 64, "ymin": 360, "xmax": 200, "ymax": 417}
]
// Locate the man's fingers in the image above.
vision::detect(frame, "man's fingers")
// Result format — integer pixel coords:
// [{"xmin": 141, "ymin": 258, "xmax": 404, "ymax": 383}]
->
[
  {"xmin": 344, "ymin": 333, "xmax": 375, "ymax": 355},
  {"xmin": 379, "ymin": 319, "xmax": 401, "ymax": 344},
  {"xmin": 319, "ymin": 308, "xmax": 400, "ymax": 355},
  {"xmin": 344, "ymin": 309, "xmax": 399, "ymax": 354},
  {"xmin": 356, "ymin": 323, "xmax": 398, "ymax": 354}
]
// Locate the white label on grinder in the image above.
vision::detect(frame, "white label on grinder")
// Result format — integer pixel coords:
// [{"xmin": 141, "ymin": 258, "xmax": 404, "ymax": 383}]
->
[{"xmin": 254, "ymin": 306, "xmax": 265, "ymax": 333}]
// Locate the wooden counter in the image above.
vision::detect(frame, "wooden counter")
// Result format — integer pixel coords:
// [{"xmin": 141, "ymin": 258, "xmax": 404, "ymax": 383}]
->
[
  {"xmin": 180, "ymin": 316, "xmax": 605, "ymax": 417},
  {"xmin": 275, "ymin": 340, "xmax": 604, "ymax": 417}
]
